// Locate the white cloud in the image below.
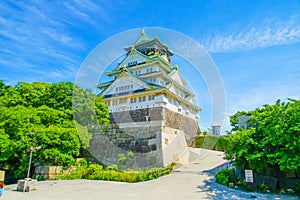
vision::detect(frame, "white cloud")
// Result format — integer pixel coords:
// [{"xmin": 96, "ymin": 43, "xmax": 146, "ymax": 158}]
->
[{"xmin": 202, "ymin": 16, "xmax": 300, "ymax": 52}]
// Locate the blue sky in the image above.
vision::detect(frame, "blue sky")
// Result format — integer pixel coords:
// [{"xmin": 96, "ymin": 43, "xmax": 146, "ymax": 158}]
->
[{"xmin": 1, "ymin": 0, "xmax": 300, "ymax": 133}]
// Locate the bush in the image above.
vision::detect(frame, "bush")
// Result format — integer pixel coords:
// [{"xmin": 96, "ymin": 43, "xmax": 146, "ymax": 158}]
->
[
  {"xmin": 295, "ymin": 182, "xmax": 300, "ymax": 194},
  {"xmin": 235, "ymin": 178, "xmax": 253, "ymax": 191},
  {"xmin": 257, "ymin": 182, "xmax": 269, "ymax": 192},
  {"xmin": 56, "ymin": 162, "xmax": 176, "ymax": 183},
  {"xmin": 215, "ymin": 169, "xmax": 235, "ymax": 186}
]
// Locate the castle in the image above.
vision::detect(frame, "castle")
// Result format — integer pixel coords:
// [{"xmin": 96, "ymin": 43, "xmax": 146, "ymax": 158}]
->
[{"xmin": 96, "ymin": 30, "xmax": 200, "ymax": 168}]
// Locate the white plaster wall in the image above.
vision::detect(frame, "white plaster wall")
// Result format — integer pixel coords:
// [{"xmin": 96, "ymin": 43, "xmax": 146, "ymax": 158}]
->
[
  {"xmin": 162, "ymin": 128, "xmax": 189, "ymax": 166},
  {"xmin": 108, "ymin": 94, "xmax": 163, "ymax": 112}
]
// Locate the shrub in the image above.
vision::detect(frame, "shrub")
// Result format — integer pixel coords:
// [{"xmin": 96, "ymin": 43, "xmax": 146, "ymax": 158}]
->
[
  {"xmin": 106, "ymin": 164, "xmax": 118, "ymax": 171},
  {"xmin": 55, "ymin": 162, "xmax": 176, "ymax": 183},
  {"xmin": 257, "ymin": 182, "xmax": 269, "ymax": 192},
  {"xmin": 215, "ymin": 169, "xmax": 235, "ymax": 186},
  {"xmin": 295, "ymin": 182, "xmax": 300, "ymax": 194},
  {"xmin": 235, "ymin": 178, "xmax": 253, "ymax": 191}
]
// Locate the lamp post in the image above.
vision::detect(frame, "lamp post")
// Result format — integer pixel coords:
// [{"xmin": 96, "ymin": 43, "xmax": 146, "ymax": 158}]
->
[{"xmin": 27, "ymin": 146, "xmax": 41, "ymax": 178}]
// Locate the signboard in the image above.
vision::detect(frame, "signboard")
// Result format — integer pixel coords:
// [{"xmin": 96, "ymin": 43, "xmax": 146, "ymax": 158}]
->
[
  {"xmin": 0, "ymin": 171, "xmax": 5, "ymax": 181},
  {"xmin": 245, "ymin": 169, "xmax": 254, "ymax": 183}
]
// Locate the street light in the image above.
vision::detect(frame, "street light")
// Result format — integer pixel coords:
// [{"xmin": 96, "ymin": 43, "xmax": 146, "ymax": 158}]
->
[{"xmin": 27, "ymin": 146, "xmax": 41, "ymax": 178}]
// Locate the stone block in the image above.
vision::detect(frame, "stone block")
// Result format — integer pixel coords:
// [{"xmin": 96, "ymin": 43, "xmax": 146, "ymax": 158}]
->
[
  {"xmin": 35, "ymin": 166, "xmax": 62, "ymax": 179},
  {"xmin": 0, "ymin": 171, "xmax": 4, "ymax": 181},
  {"xmin": 16, "ymin": 178, "xmax": 37, "ymax": 192}
]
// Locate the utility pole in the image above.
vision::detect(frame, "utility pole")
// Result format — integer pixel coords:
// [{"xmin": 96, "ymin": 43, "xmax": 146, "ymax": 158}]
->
[{"xmin": 27, "ymin": 146, "xmax": 41, "ymax": 178}]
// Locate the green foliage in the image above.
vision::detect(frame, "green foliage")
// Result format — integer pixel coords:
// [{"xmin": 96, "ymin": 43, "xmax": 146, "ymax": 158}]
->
[
  {"xmin": 226, "ymin": 99, "xmax": 300, "ymax": 172},
  {"xmin": 128, "ymin": 151, "xmax": 134, "ymax": 159},
  {"xmin": 235, "ymin": 178, "xmax": 253, "ymax": 191},
  {"xmin": 0, "ymin": 81, "xmax": 110, "ymax": 180},
  {"xmin": 229, "ymin": 111, "xmax": 249, "ymax": 130},
  {"xmin": 57, "ymin": 162, "xmax": 176, "ymax": 183},
  {"xmin": 295, "ymin": 182, "xmax": 300, "ymax": 194},
  {"xmin": 75, "ymin": 122, "xmax": 92, "ymax": 149},
  {"xmin": 78, "ymin": 158, "xmax": 88, "ymax": 168},
  {"xmin": 257, "ymin": 182, "xmax": 269, "ymax": 192},
  {"xmin": 195, "ymin": 134, "xmax": 230, "ymax": 152},
  {"xmin": 117, "ymin": 154, "xmax": 127, "ymax": 166},
  {"xmin": 73, "ymin": 86, "xmax": 110, "ymax": 127},
  {"xmin": 215, "ymin": 169, "xmax": 235, "ymax": 186},
  {"xmin": 37, "ymin": 175, "xmax": 45, "ymax": 181},
  {"xmin": 106, "ymin": 164, "xmax": 119, "ymax": 171}
]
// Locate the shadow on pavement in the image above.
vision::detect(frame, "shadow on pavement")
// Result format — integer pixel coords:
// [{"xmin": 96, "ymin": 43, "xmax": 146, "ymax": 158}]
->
[{"xmin": 196, "ymin": 163, "xmax": 300, "ymax": 200}]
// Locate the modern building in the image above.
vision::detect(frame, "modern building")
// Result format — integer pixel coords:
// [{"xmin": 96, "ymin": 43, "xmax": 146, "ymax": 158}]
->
[
  {"xmin": 238, "ymin": 115, "xmax": 251, "ymax": 130},
  {"xmin": 96, "ymin": 30, "xmax": 201, "ymax": 168}
]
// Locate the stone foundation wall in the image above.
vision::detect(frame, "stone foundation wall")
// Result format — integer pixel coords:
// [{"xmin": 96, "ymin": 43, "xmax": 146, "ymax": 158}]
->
[
  {"xmin": 163, "ymin": 108, "xmax": 198, "ymax": 146},
  {"xmin": 110, "ymin": 107, "xmax": 163, "ymax": 124},
  {"xmin": 109, "ymin": 107, "xmax": 198, "ymax": 147},
  {"xmin": 102, "ymin": 107, "xmax": 199, "ymax": 166},
  {"xmin": 89, "ymin": 132, "xmax": 163, "ymax": 168},
  {"xmin": 34, "ymin": 166, "xmax": 62, "ymax": 180},
  {"xmin": 110, "ymin": 107, "xmax": 198, "ymax": 134}
]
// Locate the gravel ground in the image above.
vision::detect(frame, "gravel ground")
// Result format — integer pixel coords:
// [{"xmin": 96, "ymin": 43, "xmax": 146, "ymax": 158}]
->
[{"xmin": 2, "ymin": 149, "xmax": 300, "ymax": 200}]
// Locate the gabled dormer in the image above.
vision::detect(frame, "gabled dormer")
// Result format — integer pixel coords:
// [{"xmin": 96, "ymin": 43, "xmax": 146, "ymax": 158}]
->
[
  {"xmin": 116, "ymin": 48, "xmax": 156, "ymax": 70},
  {"xmin": 99, "ymin": 70, "xmax": 164, "ymax": 98}
]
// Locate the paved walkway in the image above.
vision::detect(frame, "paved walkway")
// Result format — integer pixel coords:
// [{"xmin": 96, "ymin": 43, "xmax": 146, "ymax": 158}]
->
[{"xmin": 3, "ymin": 149, "xmax": 299, "ymax": 200}]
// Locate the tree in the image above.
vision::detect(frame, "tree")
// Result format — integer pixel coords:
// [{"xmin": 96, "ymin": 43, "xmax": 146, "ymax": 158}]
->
[
  {"xmin": 0, "ymin": 81, "xmax": 110, "ymax": 179},
  {"xmin": 226, "ymin": 99, "xmax": 300, "ymax": 172}
]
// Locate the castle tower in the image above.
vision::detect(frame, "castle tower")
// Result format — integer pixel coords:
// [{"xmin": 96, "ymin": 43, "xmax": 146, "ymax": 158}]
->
[{"xmin": 97, "ymin": 30, "xmax": 200, "ymax": 167}]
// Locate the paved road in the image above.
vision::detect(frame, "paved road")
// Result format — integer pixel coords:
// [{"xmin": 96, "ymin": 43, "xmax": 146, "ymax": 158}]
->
[{"xmin": 3, "ymin": 149, "xmax": 298, "ymax": 200}]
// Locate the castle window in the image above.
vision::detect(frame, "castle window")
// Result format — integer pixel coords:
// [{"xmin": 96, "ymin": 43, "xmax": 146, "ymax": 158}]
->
[
  {"xmin": 128, "ymin": 61, "xmax": 137, "ymax": 67},
  {"xmin": 148, "ymin": 95, "xmax": 155, "ymax": 100},
  {"xmin": 130, "ymin": 97, "xmax": 137, "ymax": 103},
  {"xmin": 116, "ymin": 87, "xmax": 118, "ymax": 92},
  {"xmin": 139, "ymin": 96, "xmax": 146, "ymax": 102}
]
